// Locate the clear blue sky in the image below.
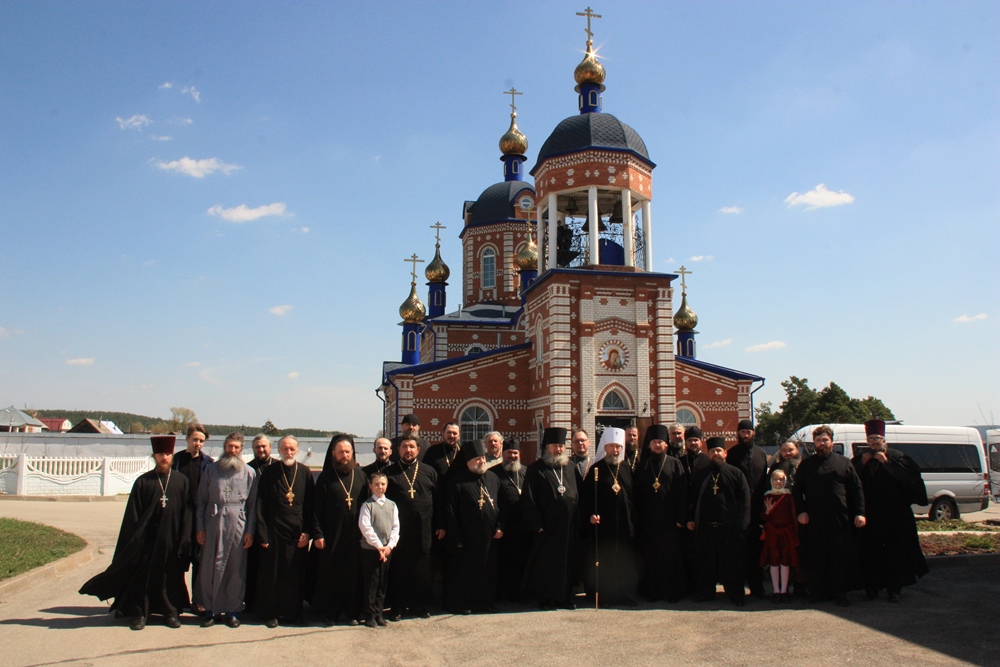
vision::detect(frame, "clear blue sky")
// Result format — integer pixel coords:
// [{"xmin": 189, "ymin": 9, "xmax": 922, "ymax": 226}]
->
[{"xmin": 2, "ymin": 2, "xmax": 997, "ymax": 435}]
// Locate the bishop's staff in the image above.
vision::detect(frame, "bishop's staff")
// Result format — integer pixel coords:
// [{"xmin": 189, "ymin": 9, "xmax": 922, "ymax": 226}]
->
[{"xmin": 593, "ymin": 466, "xmax": 600, "ymax": 611}]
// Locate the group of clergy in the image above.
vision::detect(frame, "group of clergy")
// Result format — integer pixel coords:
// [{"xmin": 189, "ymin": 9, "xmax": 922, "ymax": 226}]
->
[{"xmin": 81, "ymin": 415, "xmax": 928, "ymax": 630}]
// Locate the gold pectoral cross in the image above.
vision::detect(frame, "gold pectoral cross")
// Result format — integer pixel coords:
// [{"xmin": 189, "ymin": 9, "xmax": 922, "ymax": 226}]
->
[
  {"xmin": 160, "ymin": 494, "xmax": 168, "ymax": 507},
  {"xmin": 408, "ymin": 488, "xmax": 416, "ymax": 499},
  {"xmin": 478, "ymin": 496, "xmax": 486, "ymax": 510},
  {"xmin": 285, "ymin": 489, "xmax": 295, "ymax": 506},
  {"xmin": 345, "ymin": 496, "xmax": 353, "ymax": 509},
  {"xmin": 712, "ymin": 475, "xmax": 720, "ymax": 496},
  {"xmin": 652, "ymin": 478, "xmax": 661, "ymax": 492},
  {"xmin": 611, "ymin": 482, "xmax": 621, "ymax": 495}
]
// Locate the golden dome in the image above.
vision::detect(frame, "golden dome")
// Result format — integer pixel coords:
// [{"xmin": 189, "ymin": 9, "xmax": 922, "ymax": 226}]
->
[
  {"xmin": 425, "ymin": 244, "xmax": 450, "ymax": 283},
  {"xmin": 399, "ymin": 282, "xmax": 426, "ymax": 323},
  {"xmin": 499, "ymin": 113, "xmax": 528, "ymax": 156},
  {"xmin": 574, "ymin": 42, "xmax": 606, "ymax": 86},
  {"xmin": 515, "ymin": 239, "xmax": 538, "ymax": 271},
  {"xmin": 674, "ymin": 293, "xmax": 698, "ymax": 331}
]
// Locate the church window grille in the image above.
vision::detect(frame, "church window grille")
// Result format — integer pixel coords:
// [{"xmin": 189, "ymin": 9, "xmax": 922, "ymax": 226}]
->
[
  {"xmin": 603, "ymin": 390, "xmax": 627, "ymax": 411},
  {"xmin": 482, "ymin": 248, "xmax": 496, "ymax": 289},
  {"xmin": 460, "ymin": 406, "xmax": 491, "ymax": 442},
  {"xmin": 676, "ymin": 408, "xmax": 698, "ymax": 425}
]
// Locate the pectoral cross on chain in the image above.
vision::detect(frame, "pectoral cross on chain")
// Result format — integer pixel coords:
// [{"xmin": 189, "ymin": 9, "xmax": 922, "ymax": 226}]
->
[
  {"xmin": 712, "ymin": 474, "xmax": 720, "ymax": 496},
  {"xmin": 478, "ymin": 496, "xmax": 486, "ymax": 510},
  {"xmin": 408, "ymin": 488, "xmax": 416, "ymax": 500},
  {"xmin": 345, "ymin": 495, "xmax": 353, "ymax": 510},
  {"xmin": 160, "ymin": 494, "xmax": 168, "ymax": 508}
]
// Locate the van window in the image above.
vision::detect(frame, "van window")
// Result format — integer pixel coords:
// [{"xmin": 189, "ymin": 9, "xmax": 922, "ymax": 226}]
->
[
  {"xmin": 874, "ymin": 443, "xmax": 983, "ymax": 474},
  {"xmin": 990, "ymin": 444, "xmax": 1000, "ymax": 472}
]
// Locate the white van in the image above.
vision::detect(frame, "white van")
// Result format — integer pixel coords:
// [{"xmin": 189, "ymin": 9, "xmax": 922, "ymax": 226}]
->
[
  {"xmin": 987, "ymin": 429, "xmax": 1000, "ymax": 504},
  {"xmin": 791, "ymin": 424, "xmax": 990, "ymax": 520}
]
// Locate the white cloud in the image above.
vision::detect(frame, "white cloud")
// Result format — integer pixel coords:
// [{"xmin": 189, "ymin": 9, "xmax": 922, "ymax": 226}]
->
[
  {"xmin": 287, "ymin": 371, "xmax": 301, "ymax": 379},
  {"xmin": 269, "ymin": 305, "xmax": 294, "ymax": 317},
  {"xmin": 197, "ymin": 368, "xmax": 226, "ymax": 388},
  {"xmin": 689, "ymin": 255, "xmax": 714, "ymax": 262},
  {"xmin": 182, "ymin": 85, "xmax": 201, "ymax": 103},
  {"xmin": 151, "ymin": 135, "xmax": 173, "ymax": 142},
  {"xmin": 720, "ymin": 206, "xmax": 742, "ymax": 215},
  {"xmin": 207, "ymin": 202, "xmax": 289, "ymax": 223},
  {"xmin": 169, "ymin": 117, "xmax": 194, "ymax": 125},
  {"xmin": 153, "ymin": 157, "xmax": 242, "ymax": 178},
  {"xmin": 746, "ymin": 341, "xmax": 787, "ymax": 353},
  {"xmin": 66, "ymin": 357, "xmax": 95, "ymax": 366},
  {"xmin": 115, "ymin": 114, "xmax": 152, "ymax": 131},
  {"xmin": 953, "ymin": 313, "xmax": 988, "ymax": 323},
  {"xmin": 159, "ymin": 81, "xmax": 173, "ymax": 89},
  {"xmin": 296, "ymin": 226, "xmax": 310, "ymax": 234},
  {"xmin": 784, "ymin": 183, "xmax": 855, "ymax": 210},
  {"xmin": 184, "ymin": 361, "xmax": 201, "ymax": 367},
  {"xmin": 703, "ymin": 339, "xmax": 733, "ymax": 349},
  {"xmin": 0, "ymin": 326, "xmax": 26, "ymax": 338}
]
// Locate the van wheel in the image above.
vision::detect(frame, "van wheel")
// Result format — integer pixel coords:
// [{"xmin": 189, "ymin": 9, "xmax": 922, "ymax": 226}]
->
[{"xmin": 930, "ymin": 498, "xmax": 958, "ymax": 521}]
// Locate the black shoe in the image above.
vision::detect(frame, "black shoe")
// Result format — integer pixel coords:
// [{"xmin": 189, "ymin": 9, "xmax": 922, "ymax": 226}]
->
[
  {"xmin": 623, "ymin": 597, "xmax": 637, "ymax": 608},
  {"xmin": 387, "ymin": 612, "xmax": 402, "ymax": 622},
  {"xmin": 887, "ymin": 592, "xmax": 901, "ymax": 603},
  {"xmin": 265, "ymin": 618, "xmax": 279, "ymax": 628},
  {"xmin": 835, "ymin": 596, "xmax": 849, "ymax": 607},
  {"xmin": 692, "ymin": 593, "xmax": 714, "ymax": 603},
  {"xmin": 563, "ymin": 602, "xmax": 577, "ymax": 610},
  {"xmin": 416, "ymin": 608, "xmax": 431, "ymax": 619},
  {"xmin": 129, "ymin": 616, "xmax": 146, "ymax": 631},
  {"xmin": 200, "ymin": 616, "xmax": 216, "ymax": 628},
  {"xmin": 771, "ymin": 593, "xmax": 781, "ymax": 604},
  {"xmin": 364, "ymin": 617, "xmax": 378, "ymax": 628},
  {"xmin": 734, "ymin": 598, "xmax": 746, "ymax": 607},
  {"xmin": 226, "ymin": 615, "xmax": 240, "ymax": 628},
  {"xmin": 347, "ymin": 618, "xmax": 360, "ymax": 626},
  {"xmin": 165, "ymin": 616, "xmax": 181, "ymax": 629},
  {"xmin": 750, "ymin": 590, "xmax": 767, "ymax": 600},
  {"xmin": 376, "ymin": 616, "xmax": 388, "ymax": 627}
]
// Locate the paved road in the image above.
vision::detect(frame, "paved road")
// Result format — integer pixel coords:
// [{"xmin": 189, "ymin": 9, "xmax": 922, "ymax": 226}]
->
[{"xmin": 0, "ymin": 498, "xmax": 996, "ymax": 667}]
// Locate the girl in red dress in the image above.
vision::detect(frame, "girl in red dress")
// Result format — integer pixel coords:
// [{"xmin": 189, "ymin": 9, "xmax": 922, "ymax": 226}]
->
[{"xmin": 759, "ymin": 469, "xmax": 799, "ymax": 602}]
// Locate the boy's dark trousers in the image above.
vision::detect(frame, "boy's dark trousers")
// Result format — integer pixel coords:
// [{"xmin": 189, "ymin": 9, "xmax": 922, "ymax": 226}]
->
[{"xmin": 361, "ymin": 548, "xmax": 391, "ymax": 621}]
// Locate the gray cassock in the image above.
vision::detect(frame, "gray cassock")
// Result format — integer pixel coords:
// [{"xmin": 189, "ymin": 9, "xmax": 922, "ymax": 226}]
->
[{"xmin": 196, "ymin": 461, "xmax": 258, "ymax": 614}]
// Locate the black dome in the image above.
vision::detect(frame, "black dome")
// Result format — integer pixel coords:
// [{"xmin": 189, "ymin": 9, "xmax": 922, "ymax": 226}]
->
[
  {"xmin": 467, "ymin": 181, "xmax": 534, "ymax": 226},
  {"xmin": 530, "ymin": 113, "xmax": 651, "ymax": 174}
]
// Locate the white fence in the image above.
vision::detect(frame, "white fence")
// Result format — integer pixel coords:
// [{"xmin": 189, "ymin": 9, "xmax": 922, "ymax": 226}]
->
[{"xmin": 0, "ymin": 454, "xmax": 154, "ymax": 496}]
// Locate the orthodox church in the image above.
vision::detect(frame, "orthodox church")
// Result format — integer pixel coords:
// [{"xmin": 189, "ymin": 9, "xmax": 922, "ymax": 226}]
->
[{"xmin": 378, "ymin": 12, "xmax": 762, "ymax": 461}]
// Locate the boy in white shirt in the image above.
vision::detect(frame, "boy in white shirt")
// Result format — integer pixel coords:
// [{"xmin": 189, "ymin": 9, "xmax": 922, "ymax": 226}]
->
[{"xmin": 358, "ymin": 471, "xmax": 400, "ymax": 627}]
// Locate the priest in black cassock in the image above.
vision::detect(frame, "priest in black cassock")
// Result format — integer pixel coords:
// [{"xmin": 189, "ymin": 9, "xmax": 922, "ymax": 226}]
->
[
  {"xmin": 679, "ymin": 426, "xmax": 710, "ymax": 594},
  {"xmin": 581, "ymin": 427, "xmax": 637, "ymax": 606},
  {"xmin": 172, "ymin": 423, "xmax": 212, "ymax": 606},
  {"xmin": 491, "ymin": 438, "xmax": 532, "ymax": 601},
  {"xmin": 853, "ymin": 419, "xmax": 929, "ymax": 602},
  {"xmin": 444, "ymin": 439, "xmax": 505, "ymax": 614},
  {"xmin": 245, "ymin": 433, "xmax": 277, "ymax": 609},
  {"xmin": 390, "ymin": 413, "xmax": 430, "ymax": 461},
  {"xmin": 362, "ymin": 437, "xmax": 393, "ymax": 478},
  {"xmin": 309, "ymin": 434, "xmax": 369, "ymax": 625},
  {"xmin": 255, "ymin": 435, "xmax": 315, "ymax": 627},
  {"xmin": 80, "ymin": 435, "xmax": 191, "ymax": 630},
  {"xmin": 794, "ymin": 424, "xmax": 866, "ymax": 607},
  {"xmin": 522, "ymin": 427, "xmax": 580, "ymax": 610},
  {"xmin": 384, "ymin": 434, "xmax": 438, "ymax": 620},
  {"xmin": 727, "ymin": 419, "xmax": 770, "ymax": 599},
  {"xmin": 687, "ymin": 437, "xmax": 751, "ymax": 606},
  {"xmin": 633, "ymin": 424, "xmax": 688, "ymax": 603}
]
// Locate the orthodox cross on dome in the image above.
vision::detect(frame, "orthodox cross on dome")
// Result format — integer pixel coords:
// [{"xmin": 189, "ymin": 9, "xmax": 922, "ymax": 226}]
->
[
  {"xmin": 676, "ymin": 265, "xmax": 691, "ymax": 294},
  {"xmin": 405, "ymin": 253, "xmax": 425, "ymax": 283},
  {"xmin": 576, "ymin": 6, "xmax": 602, "ymax": 43},
  {"xmin": 430, "ymin": 221, "xmax": 446, "ymax": 245},
  {"xmin": 504, "ymin": 87, "xmax": 522, "ymax": 115}
]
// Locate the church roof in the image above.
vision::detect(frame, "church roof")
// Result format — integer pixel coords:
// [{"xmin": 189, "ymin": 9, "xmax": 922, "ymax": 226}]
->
[
  {"xmin": 466, "ymin": 181, "xmax": 534, "ymax": 226},
  {"xmin": 676, "ymin": 357, "xmax": 764, "ymax": 382},
  {"xmin": 385, "ymin": 342, "xmax": 531, "ymax": 378},
  {"xmin": 531, "ymin": 113, "xmax": 652, "ymax": 174}
]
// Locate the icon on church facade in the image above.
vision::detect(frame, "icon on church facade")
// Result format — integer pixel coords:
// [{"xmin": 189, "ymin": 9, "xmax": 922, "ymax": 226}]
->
[{"xmin": 600, "ymin": 342, "xmax": 627, "ymax": 371}]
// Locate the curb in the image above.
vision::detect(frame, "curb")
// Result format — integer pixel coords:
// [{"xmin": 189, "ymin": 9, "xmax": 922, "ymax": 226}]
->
[
  {"xmin": 0, "ymin": 495, "xmax": 127, "ymax": 502},
  {"xmin": 926, "ymin": 552, "xmax": 1000, "ymax": 568},
  {"xmin": 0, "ymin": 541, "xmax": 102, "ymax": 602}
]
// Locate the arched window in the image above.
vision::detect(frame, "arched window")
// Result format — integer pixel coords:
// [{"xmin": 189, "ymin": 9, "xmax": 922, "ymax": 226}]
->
[
  {"xmin": 482, "ymin": 248, "xmax": 496, "ymax": 289},
  {"xmin": 602, "ymin": 390, "xmax": 627, "ymax": 411},
  {"xmin": 676, "ymin": 408, "xmax": 698, "ymax": 425},
  {"xmin": 460, "ymin": 406, "xmax": 491, "ymax": 443},
  {"xmin": 588, "ymin": 90, "xmax": 599, "ymax": 107},
  {"xmin": 466, "ymin": 344, "xmax": 485, "ymax": 355}
]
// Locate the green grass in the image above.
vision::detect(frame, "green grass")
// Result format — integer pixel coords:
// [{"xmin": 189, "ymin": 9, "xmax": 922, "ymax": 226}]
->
[
  {"xmin": 917, "ymin": 519, "xmax": 1000, "ymax": 532},
  {"xmin": 0, "ymin": 518, "xmax": 86, "ymax": 581}
]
